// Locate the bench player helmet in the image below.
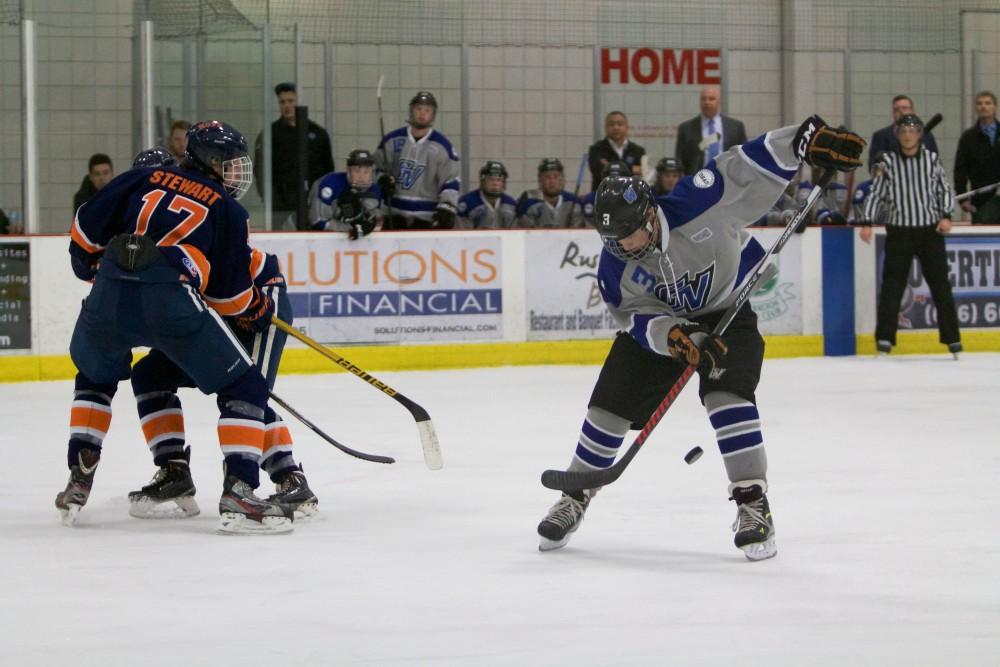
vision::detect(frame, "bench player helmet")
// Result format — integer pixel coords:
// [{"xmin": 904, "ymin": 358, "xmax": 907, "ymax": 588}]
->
[
  {"xmin": 132, "ymin": 146, "xmax": 177, "ymax": 169},
  {"xmin": 346, "ymin": 148, "xmax": 375, "ymax": 189},
  {"xmin": 655, "ymin": 157, "xmax": 682, "ymax": 174},
  {"xmin": 479, "ymin": 161, "xmax": 508, "ymax": 195},
  {"xmin": 409, "ymin": 91, "xmax": 438, "ymax": 128},
  {"xmin": 593, "ymin": 176, "xmax": 660, "ymax": 260},
  {"xmin": 538, "ymin": 158, "xmax": 564, "ymax": 174},
  {"xmin": 601, "ymin": 160, "xmax": 631, "ymax": 180},
  {"xmin": 185, "ymin": 120, "xmax": 253, "ymax": 200}
]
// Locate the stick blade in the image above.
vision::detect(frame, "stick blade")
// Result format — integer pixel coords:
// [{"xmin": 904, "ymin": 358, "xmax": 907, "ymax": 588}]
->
[
  {"xmin": 417, "ymin": 419, "xmax": 443, "ymax": 470},
  {"xmin": 540, "ymin": 466, "xmax": 620, "ymax": 492}
]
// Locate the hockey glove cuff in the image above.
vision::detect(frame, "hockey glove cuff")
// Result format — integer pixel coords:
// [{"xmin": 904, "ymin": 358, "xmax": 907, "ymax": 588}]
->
[
  {"xmin": 431, "ymin": 205, "xmax": 457, "ymax": 229},
  {"xmin": 377, "ymin": 175, "xmax": 396, "ymax": 201},
  {"xmin": 348, "ymin": 214, "xmax": 377, "ymax": 240},
  {"xmin": 234, "ymin": 287, "xmax": 275, "ymax": 333},
  {"xmin": 795, "ymin": 115, "xmax": 866, "ymax": 172},
  {"xmin": 667, "ymin": 324, "xmax": 729, "ymax": 374},
  {"xmin": 69, "ymin": 240, "xmax": 100, "ymax": 281}
]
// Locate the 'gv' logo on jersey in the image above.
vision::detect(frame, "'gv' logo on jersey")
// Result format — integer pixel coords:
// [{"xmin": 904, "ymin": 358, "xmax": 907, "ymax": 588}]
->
[
  {"xmin": 397, "ymin": 159, "xmax": 425, "ymax": 190},
  {"xmin": 653, "ymin": 264, "xmax": 716, "ymax": 311}
]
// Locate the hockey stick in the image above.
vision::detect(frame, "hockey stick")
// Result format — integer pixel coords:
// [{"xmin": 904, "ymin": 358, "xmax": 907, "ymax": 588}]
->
[
  {"xmin": 272, "ymin": 317, "xmax": 443, "ymax": 470},
  {"xmin": 269, "ymin": 391, "xmax": 395, "ymax": 464},
  {"xmin": 540, "ymin": 170, "xmax": 835, "ymax": 493},
  {"xmin": 376, "ymin": 74, "xmax": 386, "ymax": 139},
  {"xmin": 923, "ymin": 112, "xmax": 943, "ymax": 136},
  {"xmin": 955, "ymin": 180, "xmax": 1000, "ymax": 202},
  {"xmin": 570, "ymin": 152, "xmax": 587, "ymax": 222}
]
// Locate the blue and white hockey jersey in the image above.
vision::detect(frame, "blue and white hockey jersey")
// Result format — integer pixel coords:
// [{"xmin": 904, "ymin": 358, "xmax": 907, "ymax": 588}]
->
[
  {"xmin": 308, "ymin": 172, "xmax": 383, "ymax": 232},
  {"xmin": 515, "ymin": 189, "xmax": 584, "ymax": 228},
  {"xmin": 374, "ymin": 126, "xmax": 460, "ymax": 222},
  {"xmin": 456, "ymin": 189, "xmax": 518, "ymax": 229}
]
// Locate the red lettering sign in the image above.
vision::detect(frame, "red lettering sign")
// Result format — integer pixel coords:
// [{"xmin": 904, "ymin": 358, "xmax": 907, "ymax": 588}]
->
[{"xmin": 600, "ymin": 48, "xmax": 721, "ymax": 86}]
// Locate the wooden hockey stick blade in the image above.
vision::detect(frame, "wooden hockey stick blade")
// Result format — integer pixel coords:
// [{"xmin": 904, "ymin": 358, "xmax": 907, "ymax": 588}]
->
[
  {"xmin": 269, "ymin": 392, "xmax": 395, "ymax": 464},
  {"xmin": 273, "ymin": 317, "xmax": 442, "ymax": 469}
]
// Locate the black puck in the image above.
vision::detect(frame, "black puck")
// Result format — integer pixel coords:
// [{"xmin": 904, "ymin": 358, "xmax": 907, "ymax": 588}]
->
[{"xmin": 684, "ymin": 446, "xmax": 704, "ymax": 465}]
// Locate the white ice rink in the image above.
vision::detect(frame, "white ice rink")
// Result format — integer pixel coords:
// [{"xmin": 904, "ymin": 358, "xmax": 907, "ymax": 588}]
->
[{"xmin": 1, "ymin": 354, "xmax": 998, "ymax": 666}]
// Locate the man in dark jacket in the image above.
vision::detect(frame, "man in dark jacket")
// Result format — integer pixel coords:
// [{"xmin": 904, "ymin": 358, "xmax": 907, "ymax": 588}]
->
[
  {"xmin": 72, "ymin": 154, "xmax": 114, "ymax": 213},
  {"xmin": 587, "ymin": 111, "xmax": 645, "ymax": 191},
  {"xmin": 674, "ymin": 85, "xmax": 747, "ymax": 175},
  {"xmin": 867, "ymin": 95, "xmax": 938, "ymax": 172},
  {"xmin": 954, "ymin": 91, "xmax": 1000, "ymax": 224}
]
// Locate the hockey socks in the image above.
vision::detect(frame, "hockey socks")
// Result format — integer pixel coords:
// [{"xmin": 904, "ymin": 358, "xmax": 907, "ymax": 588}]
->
[
  {"xmin": 136, "ymin": 390, "xmax": 187, "ymax": 465},
  {"xmin": 569, "ymin": 407, "xmax": 629, "ymax": 472},
  {"xmin": 261, "ymin": 406, "xmax": 297, "ymax": 482},
  {"xmin": 705, "ymin": 392, "xmax": 767, "ymax": 483},
  {"xmin": 67, "ymin": 373, "xmax": 116, "ymax": 467}
]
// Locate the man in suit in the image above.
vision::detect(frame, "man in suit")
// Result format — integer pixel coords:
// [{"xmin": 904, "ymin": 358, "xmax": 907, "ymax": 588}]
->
[
  {"xmin": 867, "ymin": 95, "xmax": 938, "ymax": 172},
  {"xmin": 675, "ymin": 85, "xmax": 747, "ymax": 175}
]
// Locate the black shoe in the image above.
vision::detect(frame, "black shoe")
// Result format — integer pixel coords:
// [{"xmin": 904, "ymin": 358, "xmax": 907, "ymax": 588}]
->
[
  {"xmin": 218, "ymin": 473, "xmax": 293, "ymax": 535},
  {"xmin": 128, "ymin": 447, "xmax": 200, "ymax": 518},
  {"xmin": 55, "ymin": 449, "xmax": 101, "ymax": 525},
  {"xmin": 537, "ymin": 490, "xmax": 591, "ymax": 551},
  {"xmin": 730, "ymin": 480, "xmax": 777, "ymax": 561},
  {"xmin": 268, "ymin": 466, "xmax": 319, "ymax": 518},
  {"xmin": 948, "ymin": 342, "xmax": 962, "ymax": 360},
  {"xmin": 876, "ymin": 339, "xmax": 892, "ymax": 356}
]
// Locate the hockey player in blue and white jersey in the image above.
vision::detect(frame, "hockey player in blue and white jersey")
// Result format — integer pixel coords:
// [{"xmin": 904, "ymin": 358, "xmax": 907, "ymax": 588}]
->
[
  {"xmin": 309, "ymin": 148, "xmax": 384, "ymax": 239},
  {"xmin": 375, "ymin": 91, "xmax": 461, "ymax": 230},
  {"xmin": 515, "ymin": 158, "xmax": 584, "ymax": 228},
  {"xmin": 581, "ymin": 160, "xmax": 631, "ymax": 227},
  {"xmin": 536, "ymin": 116, "xmax": 865, "ymax": 560},
  {"xmin": 457, "ymin": 161, "xmax": 518, "ymax": 229},
  {"xmin": 797, "ymin": 169, "xmax": 849, "ymax": 225}
]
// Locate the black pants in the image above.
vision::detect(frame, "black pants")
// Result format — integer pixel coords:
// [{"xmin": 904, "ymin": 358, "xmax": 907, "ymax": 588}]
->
[{"xmin": 876, "ymin": 225, "xmax": 960, "ymax": 345}]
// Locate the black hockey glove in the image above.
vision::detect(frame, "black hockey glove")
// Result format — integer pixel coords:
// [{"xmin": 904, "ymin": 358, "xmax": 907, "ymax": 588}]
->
[
  {"xmin": 377, "ymin": 174, "xmax": 396, "ymax": 201},
  {"xmin": 794, "ymin": 115, "xmax": 866, "ymax": 172},
  {"xmin": 233, "ymin": 287, "xmax": 275, "ymax": 334},
  {"xmin": 667, "ymin": 323, "xmax": 729, "ymax": 374},
  {"xmin": 348, "ymin": 213, "xmax": 377, "ymax": 240},
  {"xmin": 68, "ymin": 240, "xmax": 100, "ymax": 281},
  {"xmin": 431, "ymin": 206, "xmax": 456, "ymax": 229}
]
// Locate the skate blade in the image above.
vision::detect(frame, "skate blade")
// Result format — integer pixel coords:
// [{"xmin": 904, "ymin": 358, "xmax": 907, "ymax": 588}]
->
[
  {"xmin": 538, "ymin": 535, "xmax": 571, "ymax": 552},
  {"xmin": 292, "ymin": 502, "xmax": 322, "ymax": 523},
  {"xmin": 216, "ymin": 512, "xmax": 293, "ymax": 535},
  {"xmin": 129, "ymin": 496, "xmax": 200, "ymax": 520},
  {"xmin": 740, "ymin": 536, "xmax": 777, "ymax": 562},
  {"xmin": 59, "ymin": 504, "xmax": 82, "ymax": 527}
]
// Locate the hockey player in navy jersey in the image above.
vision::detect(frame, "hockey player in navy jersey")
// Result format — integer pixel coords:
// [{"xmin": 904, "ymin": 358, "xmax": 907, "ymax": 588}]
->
[
  {"xmin": 456, "ymin": 161, "xmax": 518, "ymax": 229},
  {"xmin": 581, "ymin": 160, "xmax": 631, "ymax": 227},
  {"xmin": 515, "ymin": 158, "xmax": 584, "ymax": 228},
  {"xmin": 309, "ymin": 148, "xmax": 384, "ymax": 239},
  {"xmin": 651, "ymin": 157, "xmax": 683, "ymax": 197},
  {"xmin": 58, "ymin": 120, "xmax": 296, "ymax": 534},
  {"xmin": 536, "ymin": 116, "xmax": 864, "ymax": 560},
  {"xmin": 375, "ymin": 91, "xmax": 461, "ymax": 230}
]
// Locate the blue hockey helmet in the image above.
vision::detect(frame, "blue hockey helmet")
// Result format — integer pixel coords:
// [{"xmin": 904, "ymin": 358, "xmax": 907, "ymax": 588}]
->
[
  {"xmin": 132, "ymin": 146, "xmax": 177, "ymax": 169},
  {"xmin": 593, "ymin": 176, "xmax": 660, "ymax": 260},
  {"xmin": 185, "ymin": 120, "xmax": 253, "ymax": 200}
]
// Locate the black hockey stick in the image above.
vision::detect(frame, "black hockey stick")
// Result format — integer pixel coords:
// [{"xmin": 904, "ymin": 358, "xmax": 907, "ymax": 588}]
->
[
  {"xmin": 269, "ymin": 391, "xmax": 395, "ymax": 464},
  {"xmin": 923, "ymin": 112, "xmax": 943, "ymax": 135},
  {"xmin": 272, "ymin": 317, "xmax": 442, "ymax": 470},
  {"xmin": 540, "ymin": 170, "xmax": 835, "ymax": 493}
]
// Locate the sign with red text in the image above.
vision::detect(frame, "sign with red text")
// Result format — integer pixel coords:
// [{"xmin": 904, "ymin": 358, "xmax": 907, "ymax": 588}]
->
[
  {"xmin": 253, "ymin": 235, "xmax": 503, "ymax": 344},
  {"xmin": 600, "ymin": 48, "xmax": 720, "ymax": 86}
]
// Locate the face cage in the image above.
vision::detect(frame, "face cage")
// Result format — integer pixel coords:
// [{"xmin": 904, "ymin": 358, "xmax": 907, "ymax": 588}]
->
[
  {"xmin": 599, "ymin": 215, "xmax": 659, "ymax": 261},
  {"xmin": 481, "ymin": 175, "xmax": 506, "ymax": 196},
  {"xmin": 222, "ymin": 155, "xmax": 253, "ymax": 200}
]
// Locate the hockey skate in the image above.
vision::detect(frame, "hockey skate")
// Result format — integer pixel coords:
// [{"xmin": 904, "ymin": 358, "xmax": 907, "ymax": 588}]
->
[
  {"xmin": 537, "ymin": 490, "xmax": 591, "ymax": 551},
  {"xmin": 948, "ymin": 342, "xmax": 962, "ymax": 360},
  {"xmin": 876, "ymin": 339, "xmax": 892, "ymax": 357},
  {"xmin": 268, "ymin": 466, "xmax": 320, "ymax": 521},
  {"xmin": 730, "ymin": 480, "xmax": 777, "ymax": 562},
  {"xmin": 218, "ymin": 473, "xmax": 294, "ymax": 535},
  {"xmin": 55, "ymin": 449, "xmax": 100, "ymax": 527},
  {"xmin": 128, "ymin": 447, "xmax": 200, "ymax": 519}
]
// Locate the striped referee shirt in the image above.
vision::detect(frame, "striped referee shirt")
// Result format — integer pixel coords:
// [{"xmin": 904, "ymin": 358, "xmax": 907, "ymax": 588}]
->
[{"xmin": 864, "ymin": 146, "xmax": 954, "ymax": 227}]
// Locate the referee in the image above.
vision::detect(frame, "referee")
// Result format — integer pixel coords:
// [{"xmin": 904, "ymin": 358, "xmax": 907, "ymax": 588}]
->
[{"xmin": 861, "ymin": 114, "xmax": 962, "ymax": 358}]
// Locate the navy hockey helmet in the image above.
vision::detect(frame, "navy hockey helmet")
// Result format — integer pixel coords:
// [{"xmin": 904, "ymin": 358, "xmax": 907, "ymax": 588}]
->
[
  {"xmin": 132, "ymin": 146, "xmax": 177, "ymax": 169},
  {"xmin": 185, "ymin": 120, "xmax": 252, "ymax": 200},
  {"xmin": 538, "ymin": 158, "xmax": 564, "ymax": 174},
  {"xmin": 346, "ymin": 148, "xmax": 375, "ymax": 189},
  {"xmin": 593, "ymin": 176, "xmax": 660, "ymax": 260},
  {"xmin": 894, "ymin": 113, "xmax": 923, "ymax": 134},
  {"xmin": 409, "ymin": 91, "xmax": 438, "ymax": 128},
  {"xmin": 346, "ymin": 149, "xmax": 375, "ymax": 167},
  {"xmin": 601, "ymin": 160, "xmax": 631, "ymax": 180},
  {"xmin": 655, "ymin": 157, "xmax": 683, "ymax": 174}
]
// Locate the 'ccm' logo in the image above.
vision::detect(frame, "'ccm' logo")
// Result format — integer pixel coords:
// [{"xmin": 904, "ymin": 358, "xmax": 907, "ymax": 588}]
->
[{"xmin": 796, "ymin": 122, "xmax": 816, "ymax": 161}]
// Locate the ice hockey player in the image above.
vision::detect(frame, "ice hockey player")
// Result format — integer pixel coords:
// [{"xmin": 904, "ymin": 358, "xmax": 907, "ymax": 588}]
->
[
  {"xmin": 651, "ymin": 157, "xmax": 683, "ymax": 197},
  {"xmin": 515, "ymin": 158, "xmax": 584, "ymax": 228},
  {"xmin": 582, "ymin": 160, "xmax": 631, "ymax": 227},
  {"xmin": 309, "ymin": 148, "xmax": 384, "ymax": 239},
  {"xmin": 132, "ymin": 146, "xmax": 177, "ymax": 169},
  {"xmin": 457, "ymin": 160, "xmax": 518, "ymax": 229},
  {"xmin": 536, "ymin": 116, "xmax": 864, "ymax": 560},
  {"xmin": 375, "ymin": 91, "xmax": 461, "ymax": 230},
  {"xmin": 58, "ymin": 120, "xmax": 295, "ymax": 534}
]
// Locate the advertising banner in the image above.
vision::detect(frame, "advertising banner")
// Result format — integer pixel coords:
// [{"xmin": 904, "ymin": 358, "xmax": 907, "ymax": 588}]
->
[
  {"xmin": 524, "ymin": 229, "xmax": 804, "ymax": 341},
  {"xmin": 0, "ymin": 242, "xmax": 30, "ymax": 350},
  {"xmin": 254, "ymin": 235, "xmax": 503, "ymax": 344},
  {"xmin": 875, "ymin": 233, "xmax": 1000, "ymax": 329}
]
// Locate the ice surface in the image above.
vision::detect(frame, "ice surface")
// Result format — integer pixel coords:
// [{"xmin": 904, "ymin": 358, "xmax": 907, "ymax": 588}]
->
[{"xmin": 1, "ymin": 354, "xmax": 998, "ymax": 666}]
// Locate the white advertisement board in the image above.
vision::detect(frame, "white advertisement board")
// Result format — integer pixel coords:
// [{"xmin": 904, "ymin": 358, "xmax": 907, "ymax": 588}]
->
[{"xmin": 254, "ymin": 235, "xmax": 503, "ymax": 344}]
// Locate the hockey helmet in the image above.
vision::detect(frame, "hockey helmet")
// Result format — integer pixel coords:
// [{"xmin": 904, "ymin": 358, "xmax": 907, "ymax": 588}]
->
[
  {"xmin": 593, "ymin": 176, "xmax": 660, "ymax": 260},
  {"xmin": 132, "ymin": 146, "xmax": 177, "ymax": 169},
  {"xmin": 185, "ymin": 120, "xmax": 253, "ymax": 200},
  {"xmin": 480, "ymin": 160, "xmax": 509, "ymax": 179},
  {"xmin": 346, "ymin": 148, "xmax": 375, "ymax": 189},
  {"xmin": 409, "ymin": 91, "xmax": 438, "ymax": 129},
  {"xmin": 894, "ymin": 113, "xmax": 923, "ymax": 134},
  {"xmin": 347, "ymin": 149, "xmax": 375, "ymax": 167},
  {"xmin": 538, "ymin": 158, "xmax": 564, "ymax": 174},
  {"xmin": 479, "ymin": 160, "xmax": 508, "ymax": 196},
  {"xmin": 601, "ymin": 160, "xmax": 631, "ymax": 180},
  {"xmin": 655, "ymin": 157, "xmax": 683, "ymax": 174}
]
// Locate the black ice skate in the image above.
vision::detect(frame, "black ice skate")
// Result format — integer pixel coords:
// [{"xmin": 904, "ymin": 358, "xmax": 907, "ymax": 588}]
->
[
  {"xmin": 268, "ymin": 466, "xmax": 320, "ymax": 520},
  {"xmin": 730, "ymin": 480, "xmax": 777, "ymax": 562},
  {"xmin": 218, "ymin": 473, "xmax": 294, "ymax": 535},
  {"xmin": 948, "ymin": 342, "xmax": 962, "ymax": 360},
  {"xmin": 128, "ymin": 447, "xmax": 200, "ymax": 519},
  {"xmin": 537, "ymin": 490, "xmax": 591, "ymax": 551},
  {"xmin": 55, "ymin": 448, "xmax": 101, "ymax": 527}
]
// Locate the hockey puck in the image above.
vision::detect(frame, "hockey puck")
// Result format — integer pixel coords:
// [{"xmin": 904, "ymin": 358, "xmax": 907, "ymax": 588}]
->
[{"xmin": 684, "ymin": 446, "xmax": 704, "ymax": 465}]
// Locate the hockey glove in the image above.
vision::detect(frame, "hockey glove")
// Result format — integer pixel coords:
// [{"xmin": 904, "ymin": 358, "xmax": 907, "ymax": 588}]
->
[
  {"xmin": 348, "ymin": 213, "xmax": 377, "ymax": 240},
  {"xmin": 794, "ymin": 115, "xmax": 866, "ymax": 172},
  {"xmin": 68, "ymin": 240, "xmax": 100, "ymax": 281},
  {"xmin": 233, "ymin": 287, "xmax": 275, "ymax": 334},
  {"xmin": 431, "ymin": 206, "xmax": 457, "ymax": 229},
  {"xmin": 377, "ymin": 174, "xmax": 396, "ymax": 201},
  {"xmin": 667, "ymin": 323, "xmax": 729, "ymax": 375}
]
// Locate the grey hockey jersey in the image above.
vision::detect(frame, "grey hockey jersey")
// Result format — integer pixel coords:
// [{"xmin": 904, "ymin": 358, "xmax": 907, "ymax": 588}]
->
[
  {"xmin": 374, "ymin": 126, "xmax": 461, "ymax": 222},
  {"xmin": 515, "ymin": 189, "xmax": 584, "ymax": 228},
  {"xmin": 457, "ymin": 189, "xmax": 518, "ymax": 229},
  {"xmin": 597, "ymin": 125, "xmax": 801, "ymax": 356}
]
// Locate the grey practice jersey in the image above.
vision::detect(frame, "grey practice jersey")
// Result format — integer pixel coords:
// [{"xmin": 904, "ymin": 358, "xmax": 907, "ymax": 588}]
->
[
  {"xmin": 456, "ymin": 189, "xmax": 518, "ymax": 229},
  {"xmin": 307, "ymin": 171, "xmax": 383, "ymax": 232},
  {"xmin": 515, "ymin": 189, "xmax": 584, "ymax": 228},
  {"xmin": 597, "ymin": 125, "xmax": 802, "ymax": 356},
  {"xmin": 374, "ymin": 126, "xmax": 461, "ymax": 221}
]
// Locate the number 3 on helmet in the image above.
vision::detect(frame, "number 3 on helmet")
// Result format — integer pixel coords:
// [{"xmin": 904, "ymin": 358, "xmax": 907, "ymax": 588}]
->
[{"xmin": 185, "ymin": 120, "xmax": 253, "ymax": 200}]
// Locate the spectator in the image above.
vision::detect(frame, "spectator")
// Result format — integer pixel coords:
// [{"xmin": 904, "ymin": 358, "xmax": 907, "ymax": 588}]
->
[
  {"xmin": 254, "ymin": 82, "xmax": 334, "ymax": 229},
  {"xmin": 651, "ymin": 157, "xmax": 683, "ymax": 197},
  {"xmin": 167, "ymin": 120, "xmax": 191, "ymax": 161},
  {"xmin": 309, "ymin": 149, "xmax": 384, "ymax": 240},
  {"xmin": 582, "ymin": 160, "xmax": 630, "ymax": 227},
  {"xmin": 375, "ymin": 91, "xmax": 461, "ymax": 230},
  {"xmin": 675, "ymin": 85, "xmax": 747, "ymax": 175},
  {"xmin": 587, "ymin": 111, "xmax": 646, "ymax": 191},
  {"xmin": 457, "ymin": 161, "xmax": 518, "ymax": 229},
  {"xmin": 861, "ymin": 114, "xmax": 960, "ymax": 358},
  {"xmin": 515, "ymin": 158, "xmax": 584, "ymax": 228},
  {"xmin": 867, "ymin": 95, "xmax": 938, "ymax": 172},
  {"xmin": 73, "ymin": 153, "xmax": 114, "ymax": 212},
  {"xmin": 954, "ymin": 90, "xmax": 1000, "ymax": 224}
]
